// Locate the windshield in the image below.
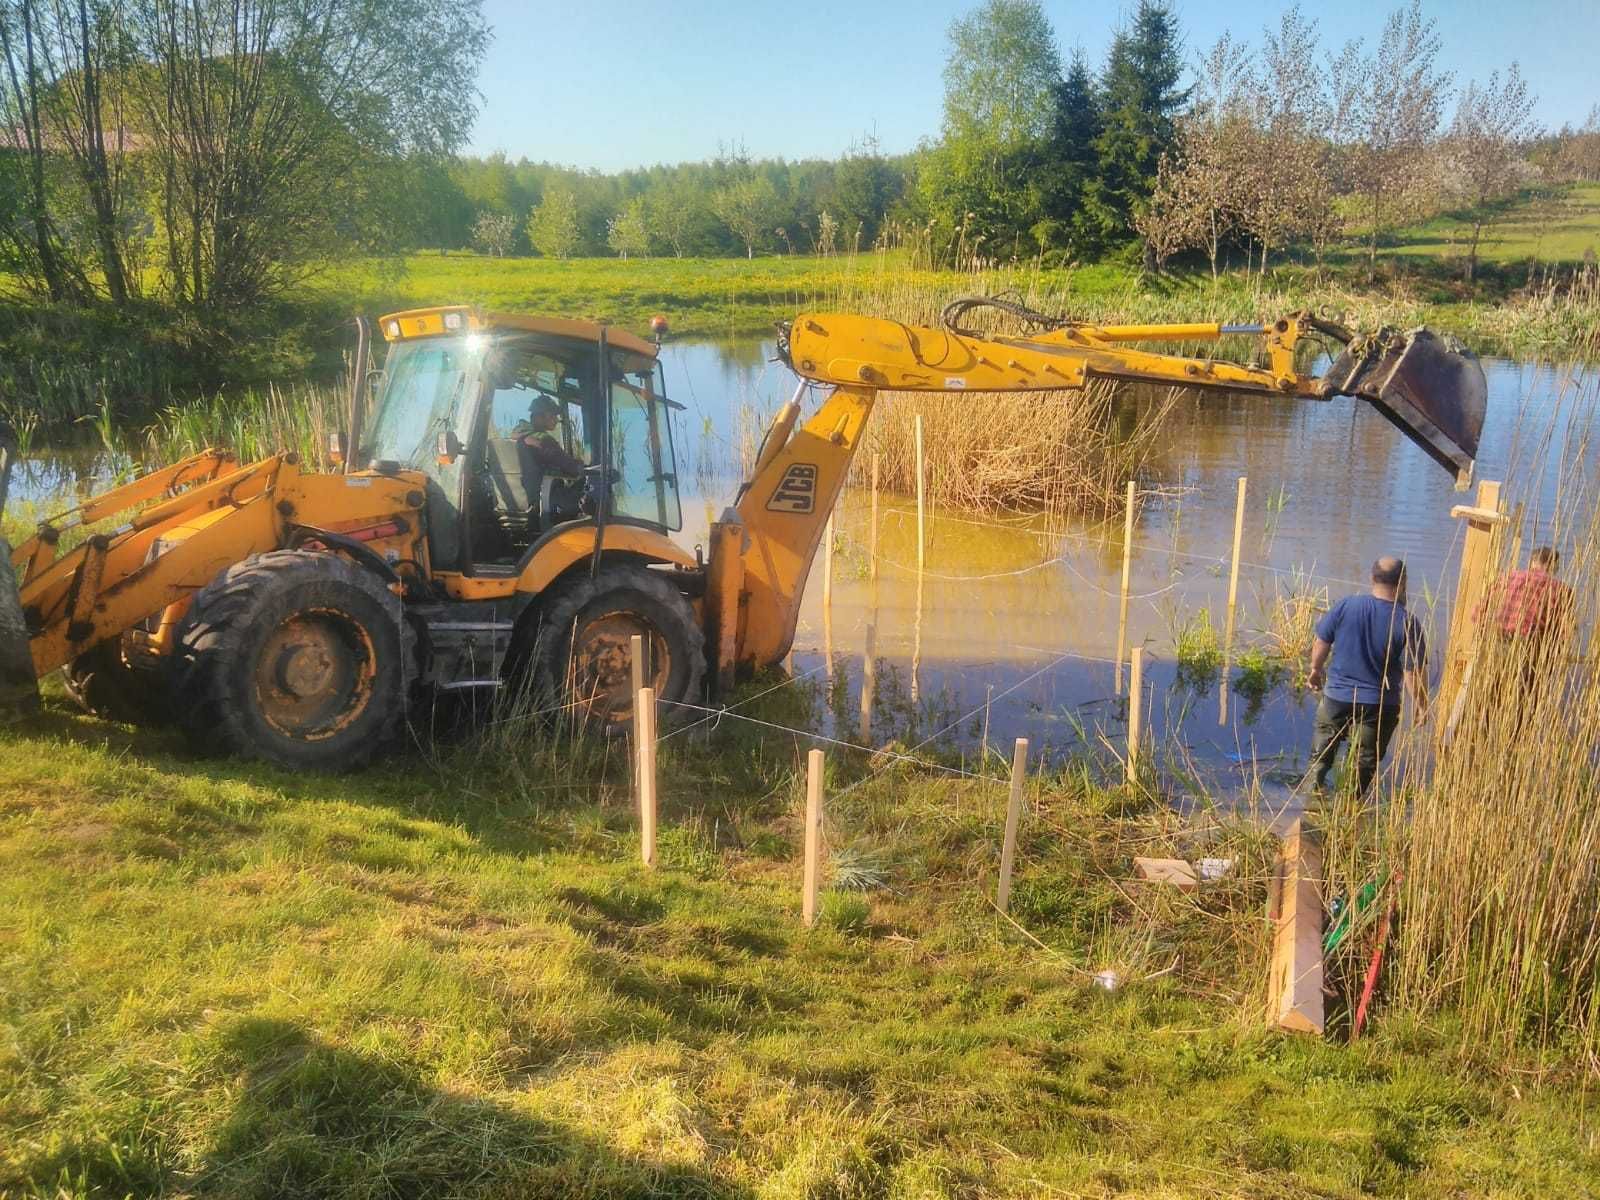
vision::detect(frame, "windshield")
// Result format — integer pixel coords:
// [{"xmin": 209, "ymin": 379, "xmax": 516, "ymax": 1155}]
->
[
  {"xmin": 365, "ymin": 335, "xmax": 486, "ymax": 569},
  {"xmin": 362, "ymin": 337, "xmax": 483, "ymax": 468},
  {"xmin": 609, "ymin": 353, "xmax": 681, "ymax": 531}
]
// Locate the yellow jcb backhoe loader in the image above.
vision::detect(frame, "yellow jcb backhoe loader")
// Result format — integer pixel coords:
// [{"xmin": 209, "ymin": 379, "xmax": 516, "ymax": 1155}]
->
[{"xmin": 0, "ymin": 298, "xmax": 1486, "ymax": 769}]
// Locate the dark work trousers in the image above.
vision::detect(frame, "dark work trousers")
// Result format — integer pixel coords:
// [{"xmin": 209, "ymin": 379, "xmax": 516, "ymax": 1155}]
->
[{"xmin": 1305, "ymin": 697, "xmax": 1401, "ymax": 796}]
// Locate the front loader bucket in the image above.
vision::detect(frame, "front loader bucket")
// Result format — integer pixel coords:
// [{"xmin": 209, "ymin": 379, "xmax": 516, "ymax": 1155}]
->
[
  {"xmin": 1326, "ymin": 328, "xmax": 1487, "ymax": 489},
  {"xmin": 0, "ymin": 440, "xmax": 40, "ymax": 723}
]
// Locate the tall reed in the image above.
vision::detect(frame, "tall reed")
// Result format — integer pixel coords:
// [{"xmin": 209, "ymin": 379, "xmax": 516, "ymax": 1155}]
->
[
  {"xmin": 1321, "ymin": 360, "xmax": 1600, "ymax": 1064},
  {"xmin": 143, "ymin": 378, "xmax": 346, "ymax": 469}
]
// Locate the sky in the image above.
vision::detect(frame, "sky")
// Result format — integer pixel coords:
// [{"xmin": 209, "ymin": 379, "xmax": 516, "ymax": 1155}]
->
[{"xmin": 471, "ymin": 0, "xmax": 1600, "ymax": 171}]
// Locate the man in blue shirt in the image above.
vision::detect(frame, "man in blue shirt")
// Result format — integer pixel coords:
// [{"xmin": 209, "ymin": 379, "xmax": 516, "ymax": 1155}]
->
[{"xmin": 1304, "ymin": 556, "xmax": 1429, "ymax": 797}]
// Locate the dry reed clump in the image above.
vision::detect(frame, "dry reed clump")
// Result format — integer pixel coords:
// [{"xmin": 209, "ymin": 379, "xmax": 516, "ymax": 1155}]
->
[{"xmin": 858, "ymin": 381, "xmax": 1179, "ymax": 517}]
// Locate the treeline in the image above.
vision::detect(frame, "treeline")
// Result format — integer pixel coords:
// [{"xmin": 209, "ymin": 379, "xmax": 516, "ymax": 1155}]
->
[
  {"xmin": 406, "ymin": 0, "xmax": 1590, "ymax": 280},
  {"xmin": 422, "ymin": 145, "xmax": 910, "ymax": 260},
  {"xmin": 2, "ymin": 0, "xmax": 1594, "ymax": 317}
]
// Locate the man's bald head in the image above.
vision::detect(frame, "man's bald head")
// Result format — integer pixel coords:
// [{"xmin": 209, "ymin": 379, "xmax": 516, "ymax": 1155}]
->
[{"xmin": 1371, "ymin": 555, "xmax": 1406, "ymax": 598}]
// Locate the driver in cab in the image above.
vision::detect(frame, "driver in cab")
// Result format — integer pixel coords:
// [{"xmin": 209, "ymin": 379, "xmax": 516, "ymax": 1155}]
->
[{"xmin": 513, "ymin": 395, "xmax": 586, "ymax": 479}]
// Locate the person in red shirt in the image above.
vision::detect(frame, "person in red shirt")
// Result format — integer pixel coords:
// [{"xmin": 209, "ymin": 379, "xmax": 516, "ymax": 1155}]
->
[{"xmin": 1476, "ymin": 546, "xmax": 1575, "ymax": 691}]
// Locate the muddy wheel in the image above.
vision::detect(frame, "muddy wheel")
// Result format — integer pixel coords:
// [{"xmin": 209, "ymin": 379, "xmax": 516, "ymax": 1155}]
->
[
  {"xmin": 63, "ymin": 639, "xmax": 167, "ymax": 725},
  {"xmin": 169, "ymin": 550, "xmax": 412, "ymax": 771},
  {"xmin": 525, "ymin": 563, "xmax": 704, "ymax": 734}
]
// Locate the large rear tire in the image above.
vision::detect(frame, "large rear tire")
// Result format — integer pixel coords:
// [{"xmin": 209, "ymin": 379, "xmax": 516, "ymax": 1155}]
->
[
  {"xmin": 169, "ymin": 550, "xmax": 412, "ymax": 771},
  {"xmin": 524, "ymin": 563, "xmax": 705, "ymax": 734}
]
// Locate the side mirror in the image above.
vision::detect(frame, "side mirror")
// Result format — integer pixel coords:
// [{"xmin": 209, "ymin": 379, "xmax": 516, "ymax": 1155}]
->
[{"xmin": 436, "ymin": 430, "xmax": 463, "ymax": 466}]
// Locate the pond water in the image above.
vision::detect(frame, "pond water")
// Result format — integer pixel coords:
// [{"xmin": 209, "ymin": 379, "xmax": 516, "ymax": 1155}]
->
[
  {"xmin": 10, "ymin": 337, "xmax": 1598, "ymax": 796},
  {"xmin": 658, "ymin": 338, "xmax": 1600, "ymax": 794}
]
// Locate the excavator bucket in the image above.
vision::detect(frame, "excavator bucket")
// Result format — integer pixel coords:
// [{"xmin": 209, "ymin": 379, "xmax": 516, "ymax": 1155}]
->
[
  {"xmin": 0, "ymin": 440, "xmax": 40, "ymax": 722},
  {"xmin": 1324, "ymin": 327, "xmax": 1487, "ymax": 489}
]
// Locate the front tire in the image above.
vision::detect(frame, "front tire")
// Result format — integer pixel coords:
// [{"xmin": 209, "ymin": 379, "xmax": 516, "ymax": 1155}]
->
[
  {"xmin": 168, "ymin": 550, "xmax": 412, "ymax": 771},
  {"xmin": 525, "ymin": 563, "xmax": 705, "ymax": 734}
]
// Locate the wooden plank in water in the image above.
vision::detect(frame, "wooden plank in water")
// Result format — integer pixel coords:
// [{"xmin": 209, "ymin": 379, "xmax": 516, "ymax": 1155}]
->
[{"xmin": 1267, "ymin": 820, "xmax": 1325, "ymax": 1036}]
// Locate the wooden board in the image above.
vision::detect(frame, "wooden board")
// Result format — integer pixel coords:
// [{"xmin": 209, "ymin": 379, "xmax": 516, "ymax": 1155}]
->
[
  {"xmin": 1266, "ymin": 820, "xmax": 1325, "ymax": 1035},
  {"xmin": 1133, "ymin": 856, "xmax": 1199, "ymax": 891}
]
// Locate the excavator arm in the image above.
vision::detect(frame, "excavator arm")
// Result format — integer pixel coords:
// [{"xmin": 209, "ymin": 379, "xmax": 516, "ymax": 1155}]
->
[{"xmin": 706, "ymin": 304, "xmax": 1487, "ymax": 685}]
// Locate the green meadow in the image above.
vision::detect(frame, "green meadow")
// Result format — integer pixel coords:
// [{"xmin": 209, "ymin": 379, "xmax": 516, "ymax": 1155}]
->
[{"xmin": 3, "ymin": 677, "xmax": 1597, "ymax": 1198}]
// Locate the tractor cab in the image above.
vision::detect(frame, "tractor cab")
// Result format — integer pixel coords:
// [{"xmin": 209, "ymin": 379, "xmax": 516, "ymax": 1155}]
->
[{"xmin": 361, "ymin": 307, "xmax": 683, "ymax": 574}]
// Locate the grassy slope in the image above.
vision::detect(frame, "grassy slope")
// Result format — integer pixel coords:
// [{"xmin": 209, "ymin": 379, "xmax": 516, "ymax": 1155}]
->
[
  {"xmin": 2, "ymin": 683, "xmax": 1597, "ymax": 1199},
  {"xmin": 301, "ymin": 184, "xmax": 1600, "ymax": 343},
  {"xmin": 1383, "ymin": 183, "xmax": 1600, "ymax": 265}
]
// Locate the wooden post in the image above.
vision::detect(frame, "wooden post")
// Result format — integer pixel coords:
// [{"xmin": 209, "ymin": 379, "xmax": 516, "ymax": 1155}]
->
[
  {"xmin": 637, "ymin": 686, "xmax": 657, "ymax": 868},
  {"xmin": 859, "ymin": 622, "xmax": 876, "ymax": 744},
  {"xmin": 1266, "ymin": 819, "xmax": 1325, "ymax": 1035},
  {"xmin": 869, "ymin": 451, "xmax": 881, "ymax": 609},
  {"xmin": 912, "ymin": 417, "xmax": 925, "ymax": 705},
  {"xmin": 1220, "ymin": 476, "xmax": 1247, "ymax": 726},
  {"xmin": 1115, "ymin": 480, "xmax": 1135, "ymax": 695},
  {"xmin": 1126, "ymin": 647, "xmax": 1143, "ymax": 785},
  {"xmin": 803, "ymin": 748, "xmax": 824, "ymax": 927},
  {"xmin": 914, "ymin": 415, "xmax": 926, "ymax": 577},
  {"xmin": 631, "ymin": 633, "xmax": 645, "ymax": 801},
  {"xmin": 1439, "ymin": 480, "xmax": 1506, "ymax": 726},
  {"xmin": 995, "ymin": 738, "xmax": 1029, "ymax": 914},
  {"xmin": 631, "ymin": 633, "xmax": 646, "ymax": 701},
  {"xmin": 822, "ymin": 512, "xmax": 834, "ymax": 679}
]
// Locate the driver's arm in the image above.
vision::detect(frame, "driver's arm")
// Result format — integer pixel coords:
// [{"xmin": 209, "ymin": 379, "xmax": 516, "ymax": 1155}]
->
[{"xmin": 521, "ymin": 432, "xmax": 587, "ymax": 478}]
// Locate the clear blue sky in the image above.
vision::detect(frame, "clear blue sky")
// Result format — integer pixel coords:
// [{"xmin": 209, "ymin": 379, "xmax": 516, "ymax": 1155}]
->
[{"xmin": 472, "ymin": 0, "xmax": 1599, "ymax": 170}]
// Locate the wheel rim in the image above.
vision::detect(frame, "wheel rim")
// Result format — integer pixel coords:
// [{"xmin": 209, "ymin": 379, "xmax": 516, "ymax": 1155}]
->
[
  {"xmin": 255, "ymin": 607, "xmax": 377, "ymax": 741},
  {"xmin": 567, "ymin": 608, "xmax": 669, "ymax": 724}
]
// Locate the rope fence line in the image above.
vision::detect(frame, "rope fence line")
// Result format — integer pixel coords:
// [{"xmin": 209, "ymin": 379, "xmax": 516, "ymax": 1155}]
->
[
  {"xmin": 656, "ymin": 697, "xmax": 1003, "ymax": 784},
  {"xmin": 657, "ymin": 660, "xmax": 829, "ymax": 745}
]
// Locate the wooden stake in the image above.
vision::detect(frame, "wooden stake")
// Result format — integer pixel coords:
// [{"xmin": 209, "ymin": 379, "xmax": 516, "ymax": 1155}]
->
[
  {"xmin": 1439, "ymin": 480, "xmax": 1506, "ymax": 725},
  {"xmin": 869, "ymin": 451, "xmax": 880, "ymax": 608},
  {"xmin": 1126, "ymin": 646, "xmax": 1143, "ymax": 785},
  {"xmin": 1221, "ymin": 475, "xmax": 1247, "ymax": 726},
  {"xmin": 803, "ymin": 748, "xmax": 824, "ymax": 927},
  {"xmin": 859, "ymin": 622, "xmax": 876, "ymax": 744},
  {"xmin": 915, "ymin": 414, "xmax": 926, "ymax": 578},
  {"xmin": 822, "ymin": 512, "xmax": 834, "ymax": 679},
  {"xmin": 1266, "ymin": 819, "xmax": 1325, "ymax": 1035},
  {"xmin": 631, "ymin": 633, "xmax": 645, "ymax": 803},
  {"xmin": 995, "ymin": 738, "xmax": 1029, "ymax": 914},
  {"xmin": 912, "ymin": 417, "xmax": 925, "ymax": 706},
  {"xmin": 1116, "ymin": 480, "xmax": 1135, "ymax": 695},
  {"xmin": 637, "ymin": 686, "xmax": 657, "ymax": 868}
]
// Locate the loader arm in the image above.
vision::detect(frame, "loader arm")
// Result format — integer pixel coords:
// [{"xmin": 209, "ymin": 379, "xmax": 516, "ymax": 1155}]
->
[
  {"xmin": 7, "ymin": 452, "xmax": 427, "ymax": 683},
  {"xmin": 707, "ymin": 307, "xmax": 1487, "ymax": 682}
]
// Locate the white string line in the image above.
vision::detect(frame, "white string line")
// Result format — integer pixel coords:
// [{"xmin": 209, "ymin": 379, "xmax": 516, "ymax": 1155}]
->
[
  {"xmin": 824, "ymin": 646, "xmax": 1091, "ymax": 807},
  {"xmin": 656, "ymin": 697, "xmax": 1002, "ymax": 783},
  {"xmin": 657, "ymin": 660, "xmax": 829, "ymax": 744}
]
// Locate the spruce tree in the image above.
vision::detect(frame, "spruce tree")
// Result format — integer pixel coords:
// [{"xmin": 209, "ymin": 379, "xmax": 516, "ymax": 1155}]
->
[
  {"xmin": 1084, "ymin": 2, "xmax": 1189, "ymax": 259},
  {"xmin": 1035, "ymin": 50, "xmax": 1102, "ymax": 257}
]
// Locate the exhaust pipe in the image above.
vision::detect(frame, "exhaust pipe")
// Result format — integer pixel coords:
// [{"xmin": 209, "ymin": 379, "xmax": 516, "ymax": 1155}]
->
[{"xmin": 0, "ymin": 439, "xmax": 40, "ymax": 722}]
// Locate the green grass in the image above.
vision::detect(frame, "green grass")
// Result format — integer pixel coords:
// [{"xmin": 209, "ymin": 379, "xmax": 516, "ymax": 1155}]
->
[
  {"xmin": 1381, "ymin": 183, "xmax": 1600, "ymax": 266},
  {"xmin": 2, "ymin": 677, "xmax": 1597, "ymax": 1198}
]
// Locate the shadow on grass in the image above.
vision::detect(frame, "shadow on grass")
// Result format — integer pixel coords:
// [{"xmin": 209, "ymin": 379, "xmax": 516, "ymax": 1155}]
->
[{"xmin": 24, "ymin": 1017, "xmax": 750, "ymax": 1199}]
